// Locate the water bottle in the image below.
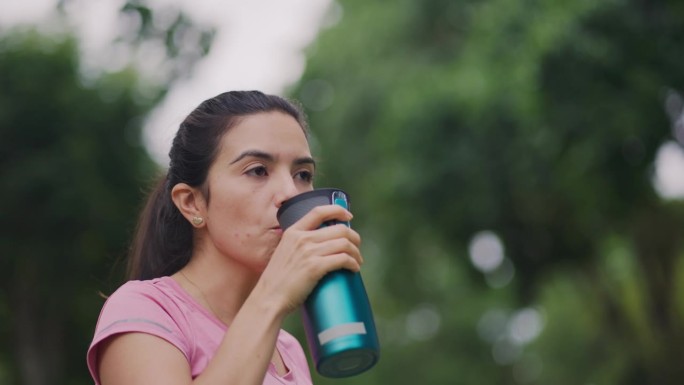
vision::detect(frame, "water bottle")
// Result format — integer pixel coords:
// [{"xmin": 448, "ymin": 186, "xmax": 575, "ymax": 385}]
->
[{"xmin": 277, "ymin": 188, "xmax": 380, "ymax": 378}]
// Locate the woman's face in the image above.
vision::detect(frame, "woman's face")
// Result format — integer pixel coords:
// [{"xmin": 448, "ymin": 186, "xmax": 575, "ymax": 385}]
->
[{"xmin": 201, "ymin": 111, "xmax": 314, "ymax": 271}]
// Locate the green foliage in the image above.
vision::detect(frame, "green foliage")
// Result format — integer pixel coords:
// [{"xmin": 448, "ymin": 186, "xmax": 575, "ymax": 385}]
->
[
  {"xmin": 0, "ymin": 30, "xmax": 159, "ymax": 384},
  {"xmin": 292, "ymin": 0, "xmax": 684, "ymax": 383},
  {"xmin": 0, "ymin": 2, "xmax": 214, "ymax": 383},
  {"xmin": 2, "ymin": 0, "xmax": 683, "ymax": 383}
]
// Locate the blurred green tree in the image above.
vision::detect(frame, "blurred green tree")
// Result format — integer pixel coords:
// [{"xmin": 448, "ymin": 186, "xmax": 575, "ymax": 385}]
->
[
  {"xmin": 0, "ymin": 33, "xmax": 156, "ymax": 385},
  {"xmin": 292, "ymin": 0, "xmax": 684, "ymax": 384},
  {"xmin": 0, "ymin": 2, "xmax": 214, "ymax": 384}
]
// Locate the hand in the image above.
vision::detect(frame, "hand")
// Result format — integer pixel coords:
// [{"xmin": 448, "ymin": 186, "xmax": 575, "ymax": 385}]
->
[{"xmin": 257, "ymin": 204, "xmax": 363, "ymax": 315}]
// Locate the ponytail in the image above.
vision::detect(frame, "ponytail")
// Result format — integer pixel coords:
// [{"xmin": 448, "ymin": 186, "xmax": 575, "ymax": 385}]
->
[{"xmin": 126, "ymin": 175, "xmax": 193, "ymax": 280}]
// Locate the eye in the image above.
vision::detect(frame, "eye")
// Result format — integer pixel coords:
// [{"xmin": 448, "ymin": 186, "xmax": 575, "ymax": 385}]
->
[
  {"xmin": 246, "ymin": 165, "xmax": 268, "ymax": 177},
  {"xmin": 295, "ymin": 169, "xmax": 314, "ymax": 183}
]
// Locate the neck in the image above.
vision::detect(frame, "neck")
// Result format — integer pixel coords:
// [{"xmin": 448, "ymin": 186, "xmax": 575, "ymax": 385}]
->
[{"xmin": 174, "ymin": 250, "xmax": 261, "ymax": 325}]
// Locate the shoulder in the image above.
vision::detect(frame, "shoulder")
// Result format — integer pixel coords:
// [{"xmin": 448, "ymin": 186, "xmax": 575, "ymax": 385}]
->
[
  {"xmin": 104, "ymin": 278, "xmax": 180, "ymax": 308},
  {"xmin": 87, "ymin": 277, "xmax": 193, "ymax": 381},
  {"xmin": 93, "ymin": 277, "xmax": 192, "ymax": 337},
  {"xmin": 109, "ymin": 276, "xmax": 179, "ymax": 299}
]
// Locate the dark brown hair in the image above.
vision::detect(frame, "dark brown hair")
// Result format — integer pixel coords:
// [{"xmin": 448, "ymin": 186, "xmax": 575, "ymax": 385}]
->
[{"xmin": 127, "ymin": 90, "xmax": 309, "ymax": 280}]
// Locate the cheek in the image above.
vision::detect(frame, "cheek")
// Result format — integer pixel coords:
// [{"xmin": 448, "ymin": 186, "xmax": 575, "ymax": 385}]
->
[{"xmin": 211, "ymin": 198, "xmax": 259, "ymax": 242}]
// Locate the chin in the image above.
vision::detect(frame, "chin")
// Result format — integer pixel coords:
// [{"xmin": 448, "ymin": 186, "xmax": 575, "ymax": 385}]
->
[{"xmin": 259, "ymin": 249, "xmax": 278, "ymax": 269}]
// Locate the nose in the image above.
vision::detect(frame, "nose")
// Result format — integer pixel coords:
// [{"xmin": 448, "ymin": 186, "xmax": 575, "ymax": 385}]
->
[{"xmin": 274, "ymin": 174, "xmax": 300, "ymax": 208}]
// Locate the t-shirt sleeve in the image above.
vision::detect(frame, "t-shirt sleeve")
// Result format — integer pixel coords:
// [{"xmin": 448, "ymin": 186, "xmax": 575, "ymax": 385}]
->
[{"xmin": 86, "ymin": 282, "xmax": 191, "ymax": 384}]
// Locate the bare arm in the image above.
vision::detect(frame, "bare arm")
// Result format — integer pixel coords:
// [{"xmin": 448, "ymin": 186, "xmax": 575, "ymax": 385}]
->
[
  {"xmin": 98, "ymin": 294, "xmax": 283, "ymax": 385},
  {"xmin": 98, "ymin": 205, "xmax": 362, "ymax": 385},
  {"xmin": 98, "ymin": 333, "xmax": 193, "ymax": 384}
]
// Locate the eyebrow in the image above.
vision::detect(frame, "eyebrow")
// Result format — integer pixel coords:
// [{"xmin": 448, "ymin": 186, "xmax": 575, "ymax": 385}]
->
[{"xmin": 230, "ymin": 150, "xmax": 316, "ymax": 168}]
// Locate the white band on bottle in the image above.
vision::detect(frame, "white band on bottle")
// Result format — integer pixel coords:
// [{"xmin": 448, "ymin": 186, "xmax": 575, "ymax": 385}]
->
[{"xmin": 318, "ymin": 322, "xmax": 367, "ymax": 345}]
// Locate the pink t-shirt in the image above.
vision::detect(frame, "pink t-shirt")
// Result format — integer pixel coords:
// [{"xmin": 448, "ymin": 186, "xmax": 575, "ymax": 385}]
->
[{"xmin": 87, "ymin": 277, "xmax": 312, "ymax": 385}]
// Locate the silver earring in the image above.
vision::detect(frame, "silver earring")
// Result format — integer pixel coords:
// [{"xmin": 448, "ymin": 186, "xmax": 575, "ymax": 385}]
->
[{"xmin": 192, "ymin": 216, "xmax": 204, "ymax": 226}]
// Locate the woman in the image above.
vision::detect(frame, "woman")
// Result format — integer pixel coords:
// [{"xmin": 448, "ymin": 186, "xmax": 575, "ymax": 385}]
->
[{"xmin": 87, "ymin": 91, "xmax": 363, "ymax": 384}]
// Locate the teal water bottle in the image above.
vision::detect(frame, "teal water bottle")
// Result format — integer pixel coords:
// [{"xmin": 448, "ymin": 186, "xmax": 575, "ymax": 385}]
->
[{"xmin": 277, "ymin": 188, "xmax": 380, "ymax": 378}]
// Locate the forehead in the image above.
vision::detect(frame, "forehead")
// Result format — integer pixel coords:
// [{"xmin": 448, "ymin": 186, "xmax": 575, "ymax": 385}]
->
[{"xmin": 218, "ymin": 111, "xmax": 311, "ymax": 159}]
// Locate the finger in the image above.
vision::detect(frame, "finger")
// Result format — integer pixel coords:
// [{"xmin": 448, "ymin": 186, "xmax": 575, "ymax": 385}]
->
[
  {"xmin": 300, "ymin": 237, "xmax": 363, "ymax": 268},
  {"xmin": 303, "ymin": 251, "xmax": 362, "ymax": 280},
  {"xmin": 298, "ymin": 224, "xmax": 361, "ymax": 247},
  {"xmin": 320, "ymin": 253, "xmax": 362, "ymax": 274},
  {"xmin": 287, "ymin": 205, "xmax": 353, "ymax": 231}
]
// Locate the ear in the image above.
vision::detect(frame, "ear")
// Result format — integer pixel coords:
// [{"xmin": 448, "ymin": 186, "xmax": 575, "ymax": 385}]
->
[{"xmin": 171, "ymin": 183, "xmax": 207, "ymax": 227}]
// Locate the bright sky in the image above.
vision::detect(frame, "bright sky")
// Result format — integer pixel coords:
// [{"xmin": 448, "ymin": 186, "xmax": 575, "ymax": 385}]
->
[
  {"xmin": 0, "ymin": 0, "xmax": 334, "ymax": 165},
  {"xmin": 2, "ymin": 0, "xmax": 683, "ymax": 199}
]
